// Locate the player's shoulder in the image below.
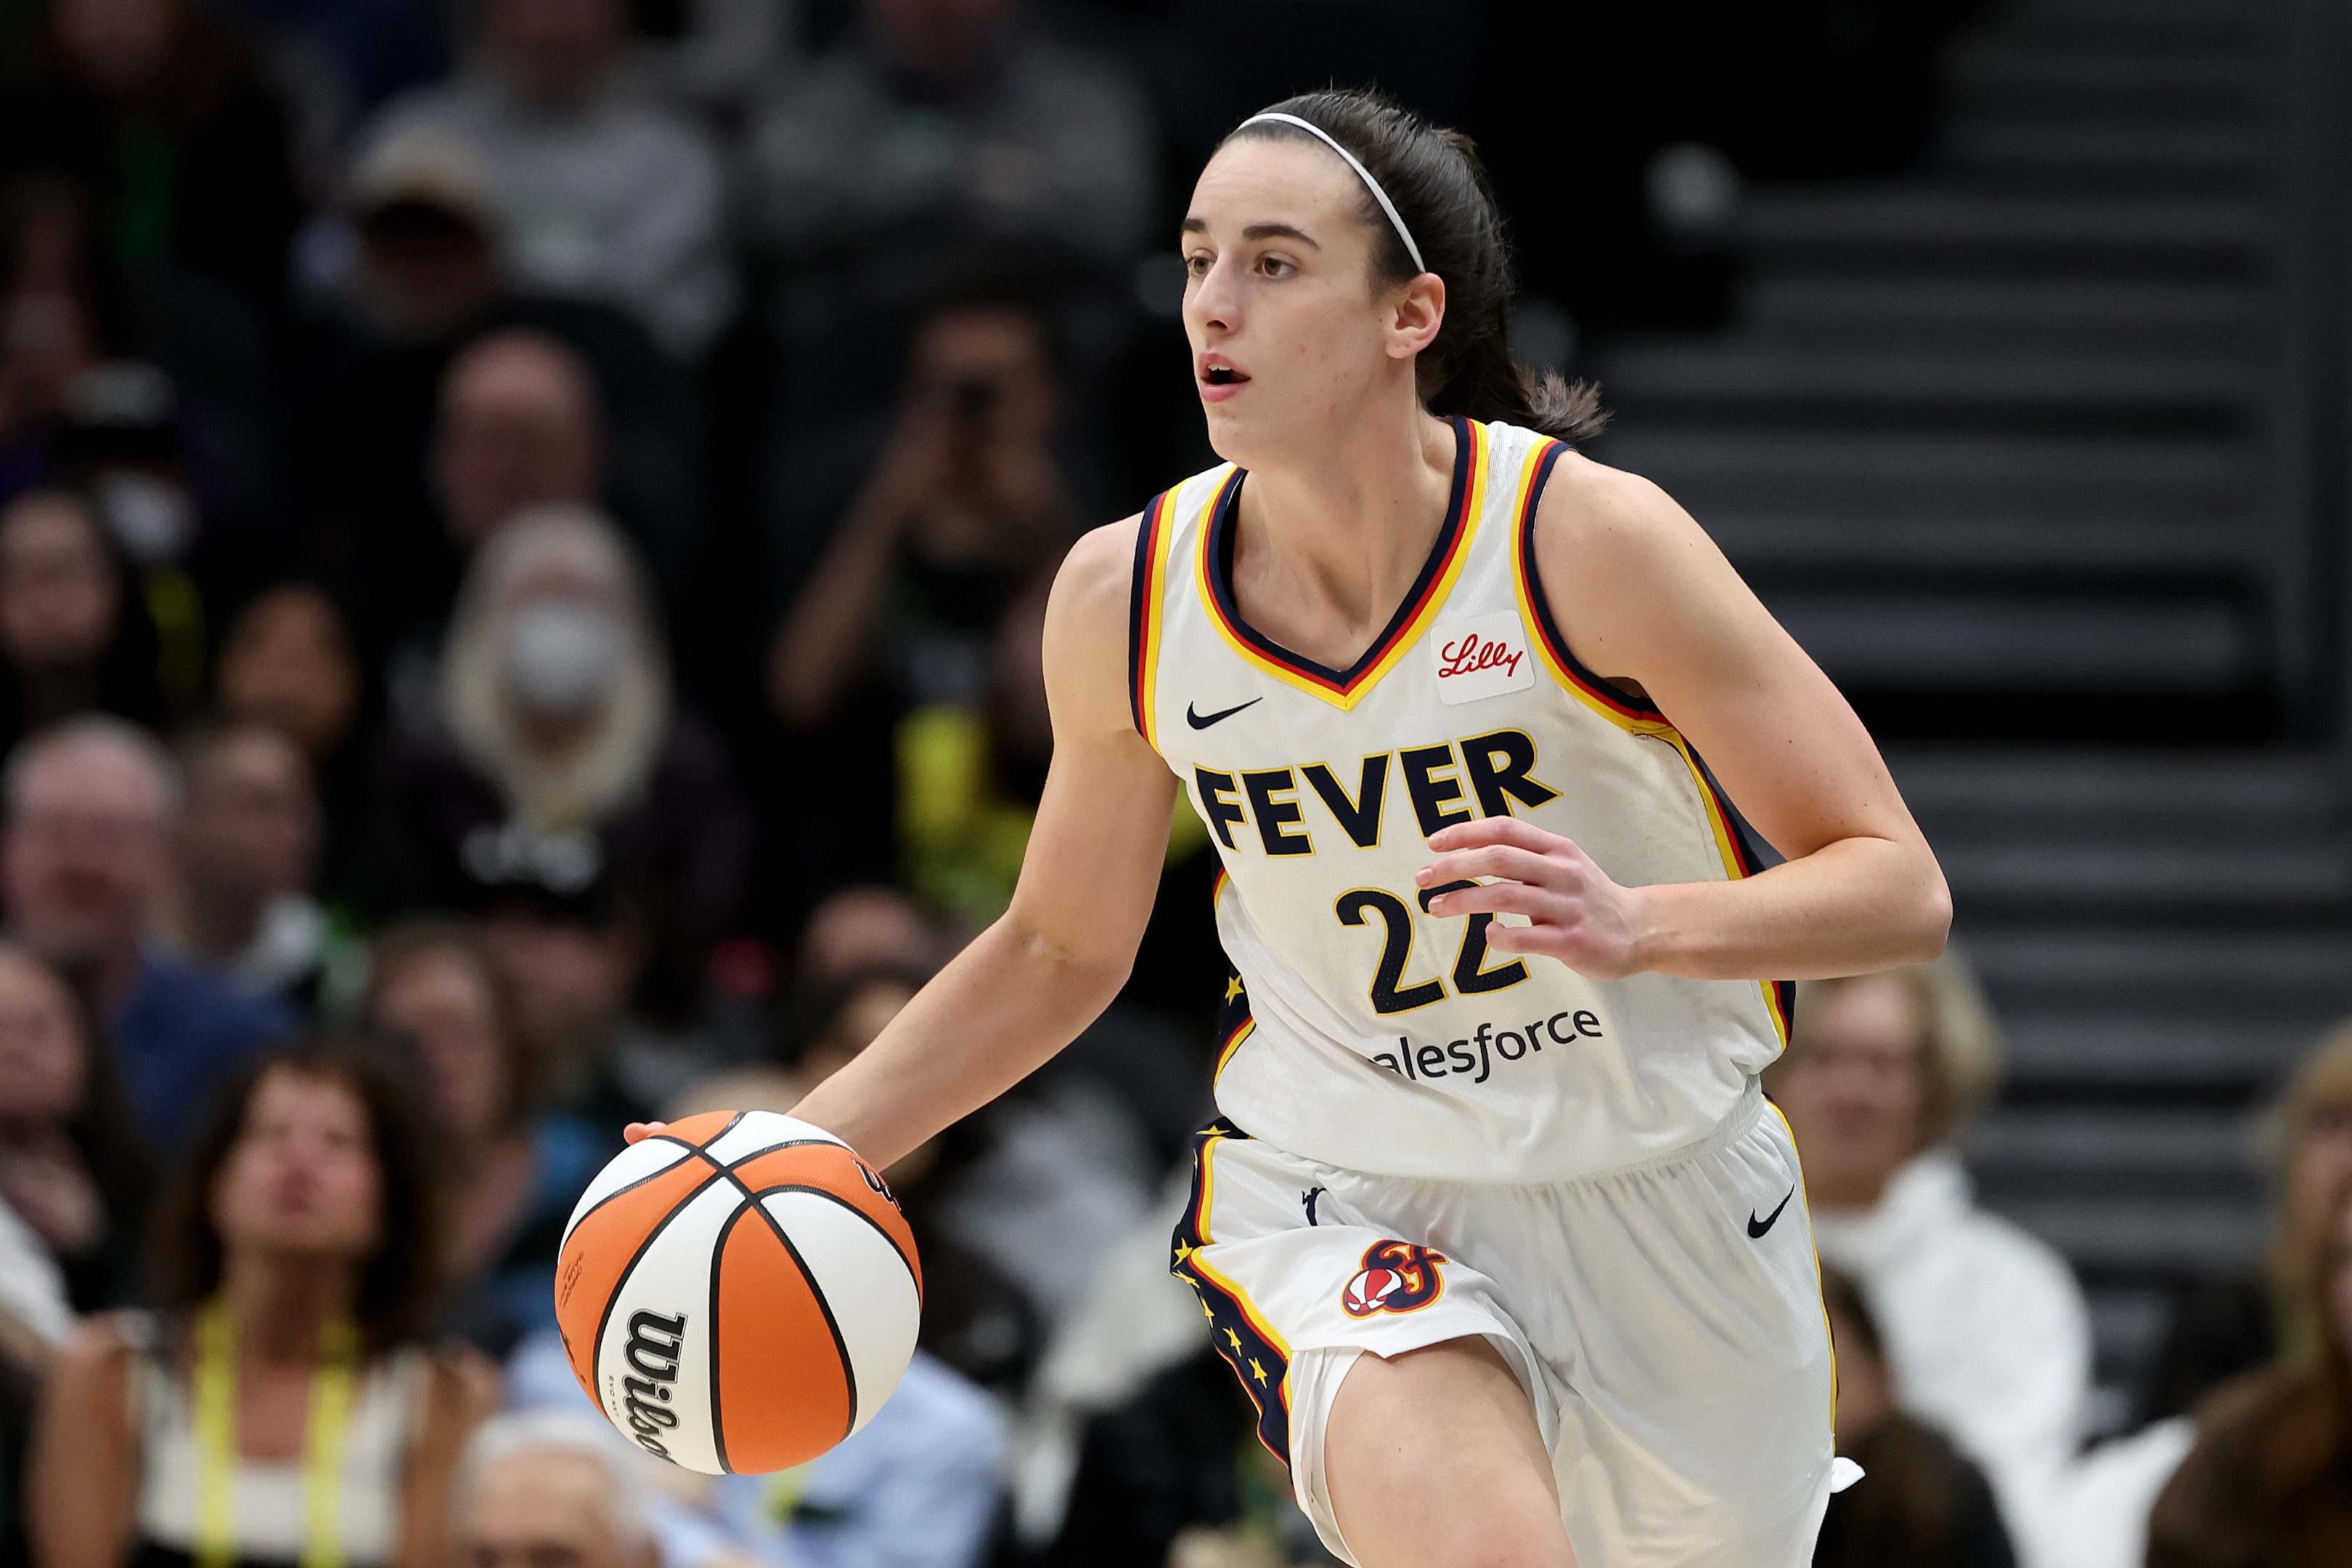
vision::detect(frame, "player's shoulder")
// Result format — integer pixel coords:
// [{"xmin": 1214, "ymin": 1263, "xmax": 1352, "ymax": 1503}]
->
[
  {"xmin": 1054, "ymin": 514, "xmax": 1145, "ymax": 619},
  {"xmin": 1041, "ymin": 515, "xmax": 1148, "ymax": 677},
  {"xmin": 1529, "ymin": 447, "xmax": 1698, "ymax": 556}
]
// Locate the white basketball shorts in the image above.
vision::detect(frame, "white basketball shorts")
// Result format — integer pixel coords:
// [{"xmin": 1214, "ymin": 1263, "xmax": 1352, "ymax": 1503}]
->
[{"xmin": 1169, "ymin": 1079, "xmax": 1836, "ymax": 1567}]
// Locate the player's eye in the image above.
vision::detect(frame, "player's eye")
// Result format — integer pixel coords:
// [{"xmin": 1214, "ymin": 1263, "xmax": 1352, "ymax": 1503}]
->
[
  {"xmin": 1184, "ymin": 252, "xmax": 1213, "ymax": 278},
  {"xmin": 1257, "ymin": 254, "xmax": 1295, "ymax": 279}
]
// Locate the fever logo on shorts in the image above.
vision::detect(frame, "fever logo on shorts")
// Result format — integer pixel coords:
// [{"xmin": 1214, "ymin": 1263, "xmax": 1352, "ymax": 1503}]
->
[{"xmin": 1340, "ymin": 1238, "xmax": 1447, "ymax": 1318}]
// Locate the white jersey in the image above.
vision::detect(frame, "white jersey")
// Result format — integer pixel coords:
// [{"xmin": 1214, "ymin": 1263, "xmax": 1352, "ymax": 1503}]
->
[{"xmin": 1131, "ymin": 417, "xmax": 1789, "ymax": 1184}]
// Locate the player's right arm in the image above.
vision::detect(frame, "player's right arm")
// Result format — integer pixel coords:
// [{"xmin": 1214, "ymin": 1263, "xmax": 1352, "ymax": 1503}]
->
[{"xmin": 778, "ymin": 516, "xmax": 1181, "ymax": 1169}]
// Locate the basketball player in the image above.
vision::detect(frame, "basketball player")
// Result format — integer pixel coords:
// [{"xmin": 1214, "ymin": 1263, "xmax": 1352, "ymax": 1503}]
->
[{"xmin": 640, "ymin": 89, "xmax": 1950, "ymax": 1566}]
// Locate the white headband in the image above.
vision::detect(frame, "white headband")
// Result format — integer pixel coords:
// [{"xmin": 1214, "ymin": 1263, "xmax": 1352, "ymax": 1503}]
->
[{"xmin": 1238, "ymin": 112, "xmax": 1426, "ymax": 276}]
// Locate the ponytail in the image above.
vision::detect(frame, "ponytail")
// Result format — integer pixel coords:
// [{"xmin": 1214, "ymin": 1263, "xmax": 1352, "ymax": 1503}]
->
[{"xmin": 1227, "ymin": 91, "xmax": 1609, "ymax": 445}]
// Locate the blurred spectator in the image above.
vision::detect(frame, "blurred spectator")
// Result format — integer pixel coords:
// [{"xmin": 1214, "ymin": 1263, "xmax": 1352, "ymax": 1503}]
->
[
  {"xmin": 2151, "ymin": 1021, "xmax": 2352, "ymax": 1421},
  {"xmin": 0, "ymin": 490, "xmax": 167, "ymax": 761},
  {"xmin": 794, "ymin": 883, "xmax": 948, "ymax": 992},
  {"xmin": 0, "ymin": 0, "xmax": 300, "ymax": 317},
  {"xmin": 449, "ymin": 1413, "xmax": 660, "ymax": 1568},
  {"xmin": 738, "ymin": 0, "xmax": 1153, "ymax": 415},
  {"xmin": 337, "ymin": 134, "xmax": 509, "ymax": 350},
  {"xmin": 215, "ymin": 583, "xmax": 364, "ymax": 768},
  {"xmin": 766, "ymin": 290, "xmax": 1077, "ymax": 920},
  {"xmin": 435, "ymin": 330, "xmax": 604, "ymax": 560},
  {"xmin": 168, "ymin": 716, "xmax": 353, "ymax": 1012},
  {"xmin": 351, "ymin": 0, "xmax": 737, "ymax": 362},
  {"xmin": 0, "ymin": 174, "xmax": 287, "ymax": 609},
  {"xmin": 481, "ymin": 888, "xmax": 655, "ymax": 1119},
  {"xmin": 626, "ymin": 0, "xmax": 799, "ymax": 121},
  {"xmin": 0, "ymin": 1188, "xmax": 75, "ymax": 1350},
  {"xmin": 2145, "ymin": 1173, "xmax": 2352, "ymax": 1567},
  {"xmin": 213, "ymin": 581, "xmax": 370, "ymax": 893},
  {"xmin": 0, "ymin": 939, "xmax": 148, "ymax": 1312},
  {"xmin": 363, "ymin": 918, "xmax": 603, "ymax": 1355},
  {"xmin": 1765, "ymin": 955, "xmax": 2091, "ymax": 1548},
  {"xmin": 0, "ymin": 179, "xmax": 113, "ymax": 506},
  {"xmin": 375, "ymin": 327, "xmax": 607, "ymax": 715},
  {"xmin": 0, "ymin": 714, "xmax": 295, "ymax": 1148},
  {"xmin": 24, "ymin": 1042, "xmax": 499, "ymax": 1568},
  {"xmin": 1815, "ymin": 1265, "xmax": 2016, "ymax": 1568},
  {"xmin": 362, "ymin": 505, "xmax": 752, "ymax": 1024}
]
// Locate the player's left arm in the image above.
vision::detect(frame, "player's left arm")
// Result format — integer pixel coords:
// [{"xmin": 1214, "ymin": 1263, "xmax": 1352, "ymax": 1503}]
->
[{"xmin": 1418, "ymin": 454, "xmax": 1950, "ymax": 982}]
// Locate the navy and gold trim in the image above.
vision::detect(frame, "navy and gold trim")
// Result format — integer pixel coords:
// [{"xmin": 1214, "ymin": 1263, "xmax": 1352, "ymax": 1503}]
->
[
  {"xmin": 1509, "ymin": 438, "xmax": 1672, "ymax": 732},
  {"xmin": 1128, "ymin": 489, "xmax": 1177, "ymax": 749},
  {"xmin": 1170, "ymin": 1119, "xmax": 1293, "ymax": 1464},
  {"xmin": 1199, "ymin": 418, "xmax": 1487, "ymax": 711}
]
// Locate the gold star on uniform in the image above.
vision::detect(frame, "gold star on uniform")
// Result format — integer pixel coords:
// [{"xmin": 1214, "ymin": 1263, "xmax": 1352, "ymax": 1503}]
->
[
  {"xmin": 1224, "ymin": 976, "xmax": 1245, "ymax": 1003},
  {"xmin": 1249, "ymin": 1359, "xmax": 1267, "ymax": 1384},
  {"xmin": 1226, "ymin": 1328, "xmax": 1243, "ymax": 1352},
  {"xmin": 1173, "ymin": 1240, "xmax": 1196, "ymax": 1266}
]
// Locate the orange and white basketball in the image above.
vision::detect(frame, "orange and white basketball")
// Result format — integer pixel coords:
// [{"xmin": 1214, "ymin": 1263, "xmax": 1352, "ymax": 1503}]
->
[{"xmin": 553, "ymin": 1109, "xmax": 922, "ymax": 1474}]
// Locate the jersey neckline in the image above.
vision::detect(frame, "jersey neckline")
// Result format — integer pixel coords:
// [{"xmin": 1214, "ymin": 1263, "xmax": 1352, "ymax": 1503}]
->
[{"xmin": 1201, "ymin": 415, "xmax": 1483, "ymax": 706}]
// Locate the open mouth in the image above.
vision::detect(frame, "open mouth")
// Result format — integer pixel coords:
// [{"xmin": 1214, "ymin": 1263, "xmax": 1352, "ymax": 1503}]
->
[{"xmin": 1202, "ymin": 366, "xmax": 1249, "ymax": 386}]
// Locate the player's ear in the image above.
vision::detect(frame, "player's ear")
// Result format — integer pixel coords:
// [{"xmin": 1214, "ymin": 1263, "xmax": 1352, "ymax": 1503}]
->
[{"xmin": 1386, "ymin": 271, "xmax": 1446, "ymax": 362}]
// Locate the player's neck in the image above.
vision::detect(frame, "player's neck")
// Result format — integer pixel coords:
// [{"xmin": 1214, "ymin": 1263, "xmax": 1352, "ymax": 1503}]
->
[{"xmin": 1236, "ymin": 404, "xmax": 1456, "ymax": 634}]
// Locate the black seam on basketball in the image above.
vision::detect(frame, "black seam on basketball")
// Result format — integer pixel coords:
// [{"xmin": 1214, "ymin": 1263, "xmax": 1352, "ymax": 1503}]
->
[
  {"xmin": 740, "ymin": 1183, "xmax": 920, "ymax": 1298},
  {"xmin": 672, "ymin": 1133, "xmax": 840, "ymax": 1170},
  {"xmin": 712, "ymin": 1166, "xmax": 859, "ymax": 1442},
  {"xmin": 585, "ymin": 1165, "xmax": 730, "ymax": 1434},
  {"xmin": 708, "ymin": 1202, "xmax": 750, "ymax": 1475},
  {"xmin": 562, "ymin": 1144, "xmax": 709, "ymax": 1243}
]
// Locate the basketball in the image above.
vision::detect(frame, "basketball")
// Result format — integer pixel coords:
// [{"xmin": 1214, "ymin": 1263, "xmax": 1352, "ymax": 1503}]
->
[{"xmin": 553, "ymin": 1109, "xmax": 922, "ymax": 1475}]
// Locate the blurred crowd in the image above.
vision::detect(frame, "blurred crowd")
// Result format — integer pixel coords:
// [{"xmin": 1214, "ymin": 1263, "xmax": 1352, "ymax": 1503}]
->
[{"xmin": 3, "ymin": 0, "xmax": 2341, "ymax": 1564}]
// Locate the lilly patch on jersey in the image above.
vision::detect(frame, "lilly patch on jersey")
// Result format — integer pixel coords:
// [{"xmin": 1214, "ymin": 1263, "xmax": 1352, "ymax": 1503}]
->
[
  {"xmin": 1432, "ymin": 611, "xmax": 1537, "ymax": 705},
  {"xmin": 1341, "ymin": 1238, "xmax": 1448, "ymax": 1317}
]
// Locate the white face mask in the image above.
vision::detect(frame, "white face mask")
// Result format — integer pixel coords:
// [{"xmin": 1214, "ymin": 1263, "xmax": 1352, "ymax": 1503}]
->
[{"xmin": 505, "ymin": 601, "xmax": 621, "ymax": 716}]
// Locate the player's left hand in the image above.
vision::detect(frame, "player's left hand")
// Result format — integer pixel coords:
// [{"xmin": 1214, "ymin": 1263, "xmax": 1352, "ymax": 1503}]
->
[{"xmin": 1416, "ymin": 817, "xmax": 1648, "ymax": 980}]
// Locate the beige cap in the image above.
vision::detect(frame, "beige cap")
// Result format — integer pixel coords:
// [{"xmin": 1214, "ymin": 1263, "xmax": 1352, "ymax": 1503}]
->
[{"xmin": 348, "ymin": 131, "xmax": 498, "ymax": 229}]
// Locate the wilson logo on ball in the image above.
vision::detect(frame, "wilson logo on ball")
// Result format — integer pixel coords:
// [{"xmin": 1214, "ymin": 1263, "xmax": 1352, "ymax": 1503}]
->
[
  {"xmin": 619, "ymin": 1310, "xmax": 687, "ymax": 1457},
  {"xmin": 1340, "ymin": 1238, "xmax": 1447, "ymax": 1318}
]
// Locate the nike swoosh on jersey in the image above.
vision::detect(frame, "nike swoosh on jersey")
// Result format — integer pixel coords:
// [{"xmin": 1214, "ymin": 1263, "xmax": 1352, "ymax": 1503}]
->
[
  {"xmin": 1186, "ymin": 698, "xmax": 1263, "ymax": 729},
  {"xmin": 1747, "ymin": 1187, "xmax": 1795, "ymax": 1239}
]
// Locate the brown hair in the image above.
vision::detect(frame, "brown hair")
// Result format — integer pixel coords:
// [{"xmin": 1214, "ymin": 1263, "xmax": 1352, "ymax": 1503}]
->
[
  {"xmin": 362, "ymin": 916, "xmax": 539, "ymax": 1133},
  {"xmin": 1224, "ymin": 89, "xmax": 1606, "ymax": 444},
  {"xmin": 147, "ymin": 1039, "xmax": 446, "ymax": 1352}
]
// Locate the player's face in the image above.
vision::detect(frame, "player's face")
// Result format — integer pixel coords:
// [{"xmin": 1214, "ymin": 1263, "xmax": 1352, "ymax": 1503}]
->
[{"xmin": 1180, "ymin": 139, "xmax": 1416, "ymax": 468}]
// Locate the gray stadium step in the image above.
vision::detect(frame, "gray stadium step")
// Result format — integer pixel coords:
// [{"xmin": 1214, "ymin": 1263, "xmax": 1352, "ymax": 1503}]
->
[
  {"xmin": 1603, "ymin": 432, "xmax": 2249, "ymax": 524},
  {"xmin": 1739, "ymin": 191, "xmax": 2266, "ymax": 277},
  {"xmin": 1940, "ymin": 123, "xmax": 2270, "ymax": 197},
  {"xmin": 1994, "ymin": 1012, "xmax": 2336, "ymax": 1090},
  {"xmin": 1599, "ymin": 343, "xmax": 2248, "ymax": 429},
  {"xmin": 1759, "ymin": 589, "xmax": 2256, "ymax": 692},
  {"xmin": 1961, "ymin": 929, "xmax": 2352, "ymax": 1013},
  {"xmin": 1735, "ymin": 277, "xmax": 2258, "ymax": 355},
  {"xmin": 1699, "ymin": 510, "xmax": 2247, "ymax": 576},
  {"xmin": 1886, "ymin": 748, "xmax": 2336, "ymax": 828},
  {"xmin": 1935, "ymin": 840, "xmax": 2352, "ymax": 912}
]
